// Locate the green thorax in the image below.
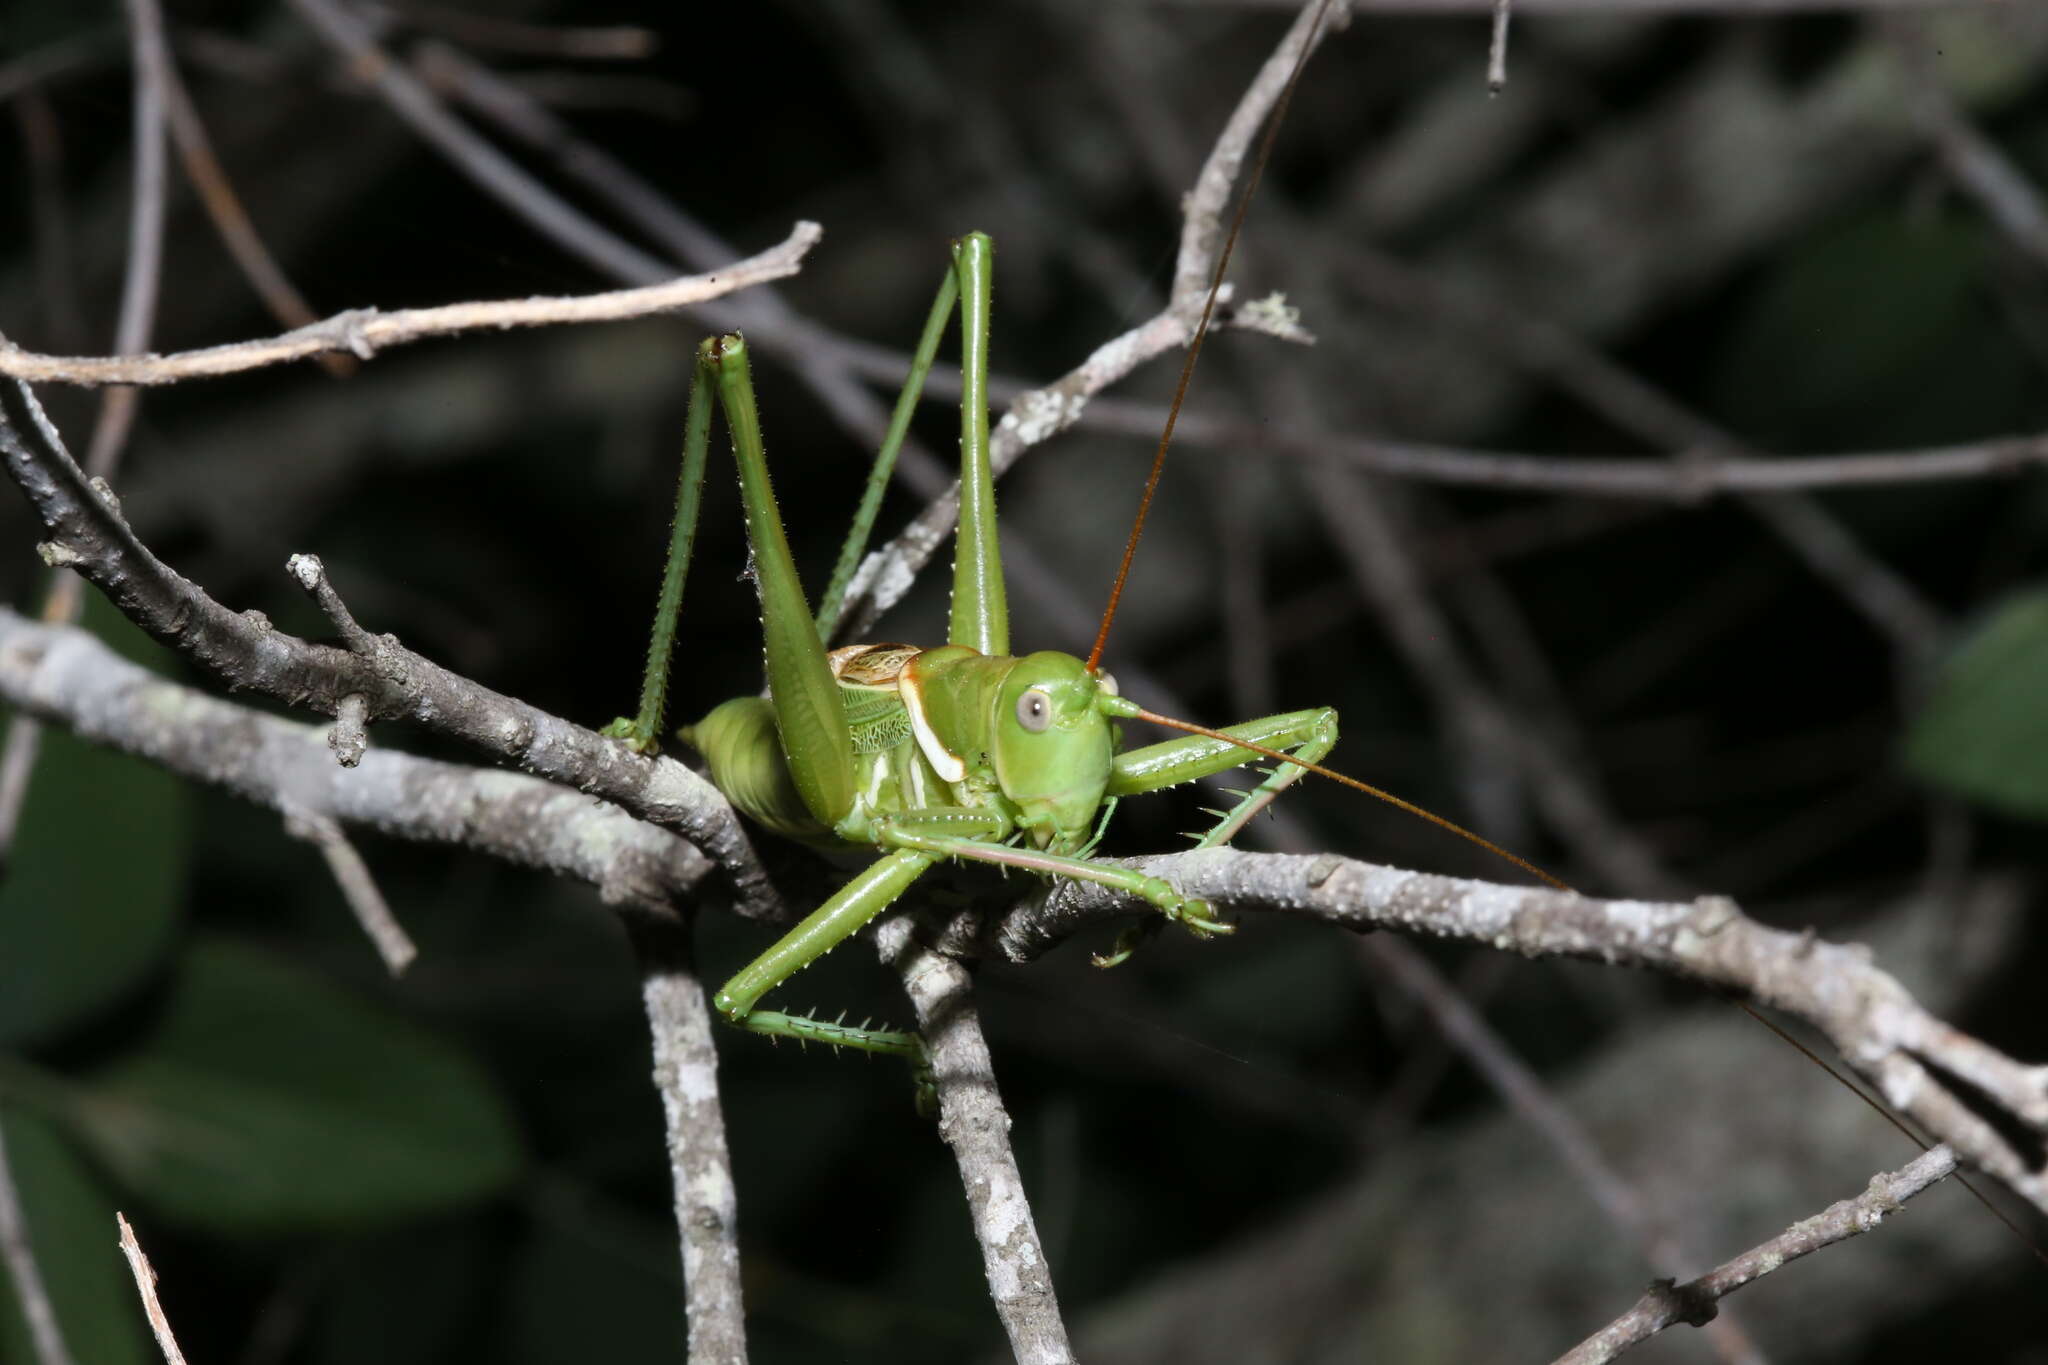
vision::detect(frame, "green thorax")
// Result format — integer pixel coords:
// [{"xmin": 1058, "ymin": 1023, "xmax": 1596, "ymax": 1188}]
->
[{"xmin": 682, "ymin": 643, "xmax": 1120, "ymax": 854}]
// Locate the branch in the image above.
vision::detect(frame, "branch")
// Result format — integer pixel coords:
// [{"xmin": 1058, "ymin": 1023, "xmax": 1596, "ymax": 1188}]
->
[
  {"xmin": 1896, "ymin": 20, "xmax": 2048, "ymax": 270},
  {"xmin": 991, "ymin": 849, "xmax": 2048, "ymax": 1215},
  {"xmin": 873, "ymin": 916, "xmax": 1073, "ymax": 1365},
  {"xmin": 1074, "ymin": 397, "xmax": 2048, "ymax": 497},
  {"xmin": 627, "ymin": 916, "xmax": 749, "ymax": 1365},
  {"xmin": 0, "ymin": 375, "xmax": 778, "ymax": 920},
  {"xmin": 281, "ymin": 805, "xmax": 417, "ymax": 975},
  {"xmin": 0, "ymin": 613, "xmax": 752, "ymax": 1358},
  {"xmin": 0, "ymin": 223, "xmax": 823, "ymax": 385},
  {"xmin": 0, "ymin": 608, "xmax": 719, "ymax": 917},
  {"xmin": 1553, "ymin": 1146, "xmax": 1959, "ymax": 1365}
]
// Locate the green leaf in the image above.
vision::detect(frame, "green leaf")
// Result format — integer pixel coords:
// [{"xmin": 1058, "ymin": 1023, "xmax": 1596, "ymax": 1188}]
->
[
  {"xmin": 0, "ymin": 1109, "xmax": 151, "ymax": 1365},
  {"xmin": 1904, "ymin": 586, "xmax": 2048, "ymax": 821},
  {"xmin": 67, "ymin": 939, "xmax": 522, "ymax": 1234},
  {"xmin": 0, "ymin": 595, "xmax": 191, "ymax": 1046},
  {"xmin": 1713, "ymin": 213, "xmax": 2027, "ymax": 449}
]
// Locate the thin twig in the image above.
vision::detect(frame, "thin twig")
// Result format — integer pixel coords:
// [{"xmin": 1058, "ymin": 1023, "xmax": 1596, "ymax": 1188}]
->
[
  {"xmin": 1074, "ymin": 396, "xmax": 2048, "ymax": 497},
  {"xmin": 840, "ymin": 0, "xmax": 1342, "ymax": 634},
  {"xmin": 1553, "ymin": 1146, "xmax": 1959, "ymax": 1365},
  {"xmin": 0, "ymin": 1120, "xmax": 75, "ymax": 1365},
  {"xmin": 0, "ymin": 224, "xmax": 824, "ymax": 386},
  {"xmin": 1359, "ymin": 937, "xmax": 1770, "ymax": 1365},
  {"xmin": 1302, "ymin": 463, "xmax": 1683, "ymax": 895},
  {"xmin": 627, "ymin": 915, "xmax": 749, "ymax": 1365},
  {"xmin": 1895, "ymin": 20, "xmax": 2048, "ymax": 270},
  {"xmin": 1487, "ymin": 0, "xmax": 1512, "ymax": 92},
  {"xmin": 82, "ymin": 0, "xmax": 171, "ymax": 473},
  {"xmin": 282, "ymin": 805, "xmax": 416, "ymax": 975},
  {"xmin": 873, "ymin": 915, "xmax": 1073, "ymax": 1365},
  {"xmin": 358, "ymin": 2, "xmax": 658, "ymax": 60},
  {"xmin": 1334, "ymin": 245, "xmax": 1948, "ymax": 666},
  {"xmin": 115, "ymin": 1214, "xmax": 188, "ymax": 1365},
  {"xmin": 287, "ymin": 0, "xmax": 669, "ymax": 284},
  {"xmin": 150, "ymin": 16, "xmax": 348, "ymax": 375},
  {"xmin": 0, "ymin": 29, "xmax": 122, "ymax": 105},
  {"xmin": 286, "ymin": 552, "xmax": 379, "ymax": 654}
]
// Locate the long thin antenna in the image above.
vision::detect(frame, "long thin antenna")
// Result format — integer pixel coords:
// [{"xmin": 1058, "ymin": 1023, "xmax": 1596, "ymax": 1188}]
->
[
  {"xmin": 1079, "ymin": 0, "xmax": 2045, "ymax": 1276},
  {"xmin": 1086, "ymin": 0, "xmax": 1338, "ymax": 675},
  {"xmin": 1123, "ymin": 704, "xmax": 1570, "ymax": 892},
  {"xmin": 1125, "ymin": 705, "xmax": 2048, "ymax": 1270}
]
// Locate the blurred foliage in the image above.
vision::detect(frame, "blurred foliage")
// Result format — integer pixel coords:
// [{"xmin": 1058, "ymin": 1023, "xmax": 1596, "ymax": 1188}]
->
[
  {"xmin": 67, "ymin": 938, "xmax": 521, "ymax": 1234},
  {"xmin": 1, "ymin": 0, "xmax": 2047, "ymax": 1362},
  {"xmin": 1906, "ymin": 585, "xmax": 2048, "ymax": 821},
  {"xmin": 0, "ymin": 594, "xmax": 188, "ymax": 1046},
  {"xmin": 0, "ymin": 1112, "xmax": 150, "ymax": 1365}
]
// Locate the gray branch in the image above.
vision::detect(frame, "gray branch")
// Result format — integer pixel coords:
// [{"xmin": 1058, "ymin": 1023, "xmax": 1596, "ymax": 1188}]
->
[
  {"xmin": 994, "ymin": 848, "xmax": 2048, "ymax": 1216},
  {"xmin": 1554, "ymin": 1146, "xmax": 1959, "ymax": 1365},
  {"xmin": 874, "ymin": 916, "xmax": 1073, "ymax": 1365},
  {"xmin": 0, "ymin": 608, "xmax": 715, "ymax": 913},
  {"xmin": 0, "ymin": 372, "xmax": 778, "ymax": 922},
  {"xmin": 629, "ymin": 916, "xmax": 749, "ymax": 1365}
]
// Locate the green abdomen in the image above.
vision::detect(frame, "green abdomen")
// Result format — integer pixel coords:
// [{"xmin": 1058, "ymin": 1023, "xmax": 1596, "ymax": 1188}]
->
[
  {"xmin": 682, "ymin": 670, "xmax": 943, "ymax": 848},
  {"xmin": 683, "ymin": 696, "xmax": 836, "ymax": 845}
]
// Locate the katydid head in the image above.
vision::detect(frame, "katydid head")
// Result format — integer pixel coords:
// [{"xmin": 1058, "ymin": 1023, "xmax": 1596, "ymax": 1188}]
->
[{"xmin": 991, "ymin": 651, "xmax": 1121, "ymax": 851}]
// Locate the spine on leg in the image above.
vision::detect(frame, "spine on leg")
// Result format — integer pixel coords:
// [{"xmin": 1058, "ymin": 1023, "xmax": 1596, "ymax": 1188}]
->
[{"xmin": 741, "ymin": 1008, "xmax": 924, "ymax": 1059}]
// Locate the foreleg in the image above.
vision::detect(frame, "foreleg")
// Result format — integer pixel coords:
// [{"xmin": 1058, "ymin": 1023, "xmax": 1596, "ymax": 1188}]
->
[
  {"xmin": 873, "ymin": 810, "xmax": 1233, "ymax": 940},
  {"xmin": 1109, "ymin": 707, "xmax": 1338, "ymax": 847}
]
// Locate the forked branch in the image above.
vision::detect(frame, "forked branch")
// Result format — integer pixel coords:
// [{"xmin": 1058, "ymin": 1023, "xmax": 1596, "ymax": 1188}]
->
[
  {"xmin": 0, "ymin": 373, "xmax": 778, "ymax": 921},
  {"xmin": 998, "ymin": 850, "xmax": 2048, "ymax": 1218}
]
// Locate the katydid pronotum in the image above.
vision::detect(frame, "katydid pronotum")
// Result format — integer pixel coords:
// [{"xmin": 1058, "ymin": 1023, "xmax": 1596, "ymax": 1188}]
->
[{"xmin": 600, "ymin": 231, "xmax": 1558, "ymax": 1100}]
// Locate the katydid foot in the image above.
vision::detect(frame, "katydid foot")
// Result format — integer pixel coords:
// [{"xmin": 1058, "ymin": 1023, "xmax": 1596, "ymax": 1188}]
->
[
  {"xmin": 600, "ymin": 716, "xmax": 662, "ymax": 755},
  {"xmin": 716, "ymin": 999, "xmax": 936, "ymax": 1114}
]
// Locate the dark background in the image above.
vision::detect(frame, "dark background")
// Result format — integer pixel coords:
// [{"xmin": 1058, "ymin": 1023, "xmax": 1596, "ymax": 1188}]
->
[{"xmin": 3, "ymin": 0, "xmax": 2048, "ymax": 1361}]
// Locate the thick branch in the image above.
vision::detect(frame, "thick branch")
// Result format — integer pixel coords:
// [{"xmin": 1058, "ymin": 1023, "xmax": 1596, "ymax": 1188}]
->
[
  {"xmin": 0, "ymin": 608, "xmax": 716, "ymax": 915},
  {"xmin": 628, "ymin": 916, "xmax": 749, "ymax": 1365},
  {"xmin": 996, "ymin": 849, "xmax": 2048, "ymax": 1215},
  {"xmin": 873, "ymin": 916, "xmax": 1072, "ymax": 1365},
  {"xmin": 0, "ymin": 376, "xmax": 777, "ymax": 920}
]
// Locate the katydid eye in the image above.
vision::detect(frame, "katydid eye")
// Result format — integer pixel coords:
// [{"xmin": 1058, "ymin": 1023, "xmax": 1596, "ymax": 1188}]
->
[
  {"xmin": 1096, "ymin": 671, "xmax": 1119, "ymax": 697},
  {"xmin": 1016, "ymin": 689, "xmax": 1052, "ymax": 733}
]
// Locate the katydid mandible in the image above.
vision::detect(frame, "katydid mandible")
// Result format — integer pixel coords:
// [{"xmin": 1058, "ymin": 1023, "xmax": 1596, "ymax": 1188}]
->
[{"xmin": 603, "ymin": 234, "xmax": 1353, "ymax": 1084}]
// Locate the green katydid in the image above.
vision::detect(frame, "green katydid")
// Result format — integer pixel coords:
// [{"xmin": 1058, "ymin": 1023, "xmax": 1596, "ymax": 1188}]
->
[{"xmin": 601, "ymin": 232, "xmax": 1557, "ymax": 1090}]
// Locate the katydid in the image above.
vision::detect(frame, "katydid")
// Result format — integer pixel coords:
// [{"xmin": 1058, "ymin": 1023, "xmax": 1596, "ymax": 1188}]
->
[{"xmin": 603, "ymin": 234, "xmax": 1352, "ymax": 1079}]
